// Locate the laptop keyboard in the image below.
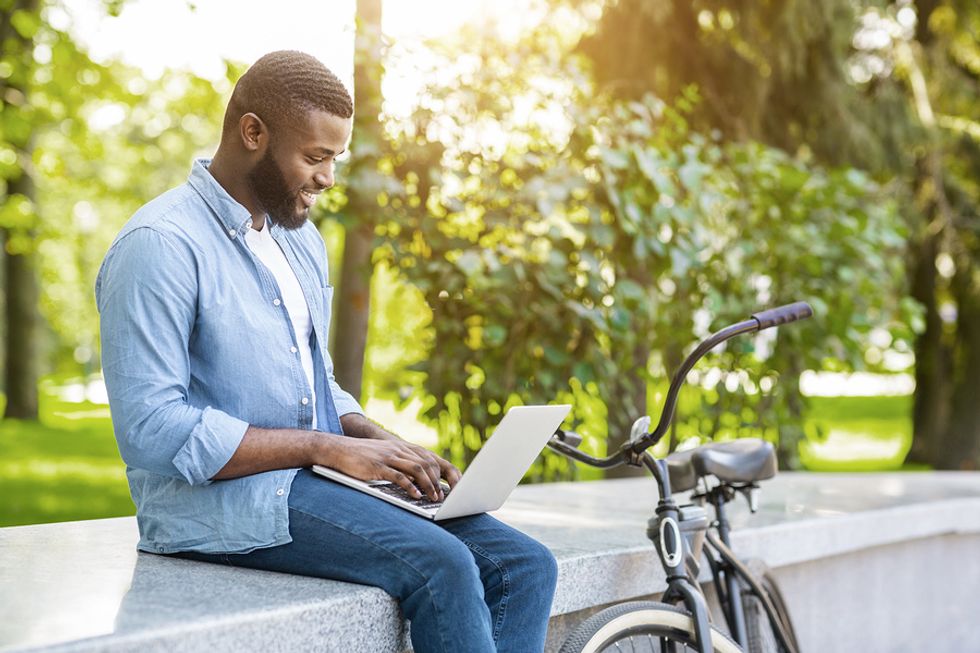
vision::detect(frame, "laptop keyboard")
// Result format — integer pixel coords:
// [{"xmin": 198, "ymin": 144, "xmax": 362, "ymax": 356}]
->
[{"xmin": 374, "ymin": 481, "xmax": 451, "ymax": 509}]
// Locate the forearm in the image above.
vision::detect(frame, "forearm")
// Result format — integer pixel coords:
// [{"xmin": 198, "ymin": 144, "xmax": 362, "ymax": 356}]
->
[{"xmin": 212, "ymin": 426, "xmax": 339, "ymax": 480}]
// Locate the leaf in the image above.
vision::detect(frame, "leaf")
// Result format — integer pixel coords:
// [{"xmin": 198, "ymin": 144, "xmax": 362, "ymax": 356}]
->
[
  {"xmin": 11, "ymin": 9, "xmax": 40, "ymax": 39},
  {"xmin": 600, "ymin": 146, "xmax": 630, "ymax": 170},
  {"xmin": 455, "ymin": 251, "xmax": 482, "ymax": 277}
]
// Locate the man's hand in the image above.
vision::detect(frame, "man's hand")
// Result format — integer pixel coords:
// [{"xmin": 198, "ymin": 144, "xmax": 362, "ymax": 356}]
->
[
  {"xmin": 321, "ymin": 437, "xmax": 460, "ymax": 502},
  {"xmin": 337, "ymin": 413, "xmax": 462, "ymax": 501},
  {"xmin": 212, "ymin": 414, "xmax": 461, "ymax": 502}
]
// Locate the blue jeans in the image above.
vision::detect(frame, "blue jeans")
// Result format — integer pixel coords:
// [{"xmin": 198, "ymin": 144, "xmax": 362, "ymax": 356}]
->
[{"xmin": 175, "ymin": 469, "xmax": 558, "ymax": 652}]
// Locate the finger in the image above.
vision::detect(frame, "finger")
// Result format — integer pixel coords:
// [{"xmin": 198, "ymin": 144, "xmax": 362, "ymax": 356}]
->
[
  {"xmin": 417, "ymin": 452, "xmax": 446, "ymax": 499},
  {"xmin": 390, "ymin": 455, "xmax": 441, "ymax": 501},
  {"xmin": 436, "ymin": 456, "xmax": 462, "ymax": 488},
  {"xmin": 382, "ymin": 468, "xmax": 423, "ymax": 500},
  {"xmin": 403, "ymin": 446, "xmax": 445, "ymax": 500}
]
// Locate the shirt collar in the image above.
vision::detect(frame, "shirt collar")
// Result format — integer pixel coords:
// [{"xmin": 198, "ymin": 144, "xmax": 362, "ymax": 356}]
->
[{"xmin": 188, "ymin": 158, "xmax": 281, "ymax": 240}]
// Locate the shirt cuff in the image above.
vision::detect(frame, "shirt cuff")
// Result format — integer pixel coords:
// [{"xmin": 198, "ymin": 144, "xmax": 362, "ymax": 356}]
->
[
  {"xmin": 331, "ymin": 385, "xmax": 365, "ymax": 418},
  {"xmin": 172, "ymin": 406, "xmax": 249, "ymax": 486}
]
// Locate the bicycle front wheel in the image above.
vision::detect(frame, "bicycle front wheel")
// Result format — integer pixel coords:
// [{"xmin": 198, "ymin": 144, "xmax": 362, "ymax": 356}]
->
[{"xmin": 560, "ymin": 601, "xmax": 742, "ymax": 653}]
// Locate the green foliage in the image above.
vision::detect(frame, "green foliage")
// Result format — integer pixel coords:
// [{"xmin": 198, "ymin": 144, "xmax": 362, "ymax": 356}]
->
[
  {"xmin": 580, "ymin": 0, "xmax": 980, "ymax": 469},
  {"xmin": 379, "ymin": 16, "xmax": 911, "ymax": 473},
  {"xmin": 0, "ymin": 2, "xmax": 234, "ymax": 377}
]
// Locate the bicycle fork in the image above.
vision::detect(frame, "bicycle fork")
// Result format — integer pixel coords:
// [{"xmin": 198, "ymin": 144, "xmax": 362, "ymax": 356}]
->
[{"xmin": 645, "ymin": 456, "xmax": 715, "ymax": 652}]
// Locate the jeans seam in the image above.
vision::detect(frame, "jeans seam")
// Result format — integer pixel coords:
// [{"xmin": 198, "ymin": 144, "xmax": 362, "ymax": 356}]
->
[
  {"xmin": 459, "ymin": 539, "xmax": 510, "ymax": 643},
  {"xmin": 286, "ymin": 505, "xmax": 454, "ymax": 653}
]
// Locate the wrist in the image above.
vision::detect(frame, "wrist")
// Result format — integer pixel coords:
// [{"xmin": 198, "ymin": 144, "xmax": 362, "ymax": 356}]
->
[{"xmin": 306, "ymin": 430, "xmax": 338, "ymax": 467}]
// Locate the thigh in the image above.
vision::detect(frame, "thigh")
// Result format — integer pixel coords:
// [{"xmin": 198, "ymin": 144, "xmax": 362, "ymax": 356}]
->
[
  {"xmin": 438, "ymin": 511, "xmax": 556, "ymax": 574},
  {"xmin": 225, "ymin": 469, "xmax": 479, "ymax": 598}
]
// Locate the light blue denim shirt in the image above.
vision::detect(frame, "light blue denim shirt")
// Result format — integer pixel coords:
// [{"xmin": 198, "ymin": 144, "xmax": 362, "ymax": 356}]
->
[{"xmin": 96, "ymin": 159, "xmax": 363, "ymax": 554}]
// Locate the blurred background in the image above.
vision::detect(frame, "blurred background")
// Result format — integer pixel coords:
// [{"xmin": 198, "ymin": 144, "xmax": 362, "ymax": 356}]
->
[{"xmin": 1, "ymin": 0, "xmax": 978, "ymax": 526}]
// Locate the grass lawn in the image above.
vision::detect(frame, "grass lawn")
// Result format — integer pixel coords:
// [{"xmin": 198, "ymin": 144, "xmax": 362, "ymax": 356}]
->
[
  {"xmin": 0, "ymin": 391, "xmax": 133, "ymax": 528},
  {"xmin": 801, "ymin": 395, "xmax": 913, "ymax": 471},
  {"xmin": 0, "ymin": 382, "xmax": 914, "ymax": 527}
]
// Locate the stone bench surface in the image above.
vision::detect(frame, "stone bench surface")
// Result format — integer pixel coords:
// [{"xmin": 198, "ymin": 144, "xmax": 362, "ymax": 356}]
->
[{"xmin": 2, "ymin": 472, "xmax": 980, "ymax": 652}]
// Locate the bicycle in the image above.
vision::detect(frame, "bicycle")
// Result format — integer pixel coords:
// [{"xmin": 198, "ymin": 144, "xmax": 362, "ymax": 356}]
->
[{"xmin": 546, "ymin": 301, "xmax": 812, "ymax": 653}]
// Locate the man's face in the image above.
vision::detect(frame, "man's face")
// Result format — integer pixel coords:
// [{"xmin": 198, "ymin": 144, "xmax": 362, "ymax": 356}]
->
[{"xmin": 246, "ymin": 110, "xmax": 352, "ymax": 230}]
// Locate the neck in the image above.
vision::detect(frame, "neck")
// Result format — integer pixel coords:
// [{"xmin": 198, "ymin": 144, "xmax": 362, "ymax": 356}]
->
[{"xmin": 208, "ymin": 147, "xmax": 264, "ymax": 229}]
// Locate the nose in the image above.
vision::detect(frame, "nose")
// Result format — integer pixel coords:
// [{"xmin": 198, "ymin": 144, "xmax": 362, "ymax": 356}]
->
[{"xmin": 314, "ymin": 167, "xmax": 334, "ymax": 190}]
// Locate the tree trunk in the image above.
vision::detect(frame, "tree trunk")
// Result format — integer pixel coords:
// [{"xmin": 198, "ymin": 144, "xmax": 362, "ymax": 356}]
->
[
  {"xmin": 1, "ymin": 0, "xmax": 41, "ymax": 419},
  {"xmin": 332, "ymin": 223, "xmax": 374, "ymax": 400},
  {"xmin": 906, "ymin": 230, "xmax": 950, "ymax": 465},
  {"xmin": 935, "ymin": 267, "xmax": 980, "ymax": 469},
  {"xmin": 3, "ymin": 176, "xmax": 40, "ymax": 419},
  {"xmin": 332, "ymin": 0, "xmax": 383, "ymax": 402}
]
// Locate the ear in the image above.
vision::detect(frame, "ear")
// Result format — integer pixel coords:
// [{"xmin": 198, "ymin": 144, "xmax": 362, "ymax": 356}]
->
[{"xmin": 239, "ymin": 113, "xmax": 267, "ymax": 152}]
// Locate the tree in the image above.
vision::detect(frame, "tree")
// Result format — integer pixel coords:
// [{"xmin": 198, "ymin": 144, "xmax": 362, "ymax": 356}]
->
[
  {"xmin": 1, "ymin": 0, "xmax": 42, "ymax": 418},
  {"xmin": 1, "ymin": 0, "xmax": 231, "ymax": 417},
  {"xmin": 379, "ymin": 12, "xmax": 906, "ymax": 473},
  {"xmin": 329, "ymin": 0, "xmax": 390, "ymax": 402},
  {"xmin": 580, "ymin": 0, "xmax": 980, "ymax": 469},
  {"xmin": 899, "ymin": 0, "xmax": 980, "ymax": 468}
]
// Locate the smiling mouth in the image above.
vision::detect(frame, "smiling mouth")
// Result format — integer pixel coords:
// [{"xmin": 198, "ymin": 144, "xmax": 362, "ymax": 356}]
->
[{"xmin": 300, "ymin": 189, "xmax": 321, "ymax": 208}]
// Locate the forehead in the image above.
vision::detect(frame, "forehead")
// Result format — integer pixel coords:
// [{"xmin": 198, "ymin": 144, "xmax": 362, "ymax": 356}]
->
[{"xmin": 279, "ymin": 109, "xmax": 352, "ymax": 151}]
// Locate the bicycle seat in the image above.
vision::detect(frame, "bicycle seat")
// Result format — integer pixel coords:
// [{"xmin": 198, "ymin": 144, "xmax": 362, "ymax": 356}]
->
[{"xmin": 666, "ymin": 438, "xmax": 777, "ymax": 492}]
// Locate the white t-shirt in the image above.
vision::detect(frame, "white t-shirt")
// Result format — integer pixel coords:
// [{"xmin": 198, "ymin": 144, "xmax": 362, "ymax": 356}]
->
[{"xmin": 245, "ymin": 218, "xmax": 318, "ymax": 428}]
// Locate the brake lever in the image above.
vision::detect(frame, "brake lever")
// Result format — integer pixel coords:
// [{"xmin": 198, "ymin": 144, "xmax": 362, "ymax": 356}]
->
[{"xmin": 630, "ymin": 415, "xmax": 651, "ymax": 445}]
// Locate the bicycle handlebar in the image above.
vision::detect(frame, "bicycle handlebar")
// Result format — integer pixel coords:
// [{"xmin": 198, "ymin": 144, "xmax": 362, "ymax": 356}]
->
[
  {"xmin": 751, "ymin": 301, "xmax": 813, "ymax": 331},
  {"xmin": 546, "ymin": 301, "xmax": 814, "ymax": 468}
]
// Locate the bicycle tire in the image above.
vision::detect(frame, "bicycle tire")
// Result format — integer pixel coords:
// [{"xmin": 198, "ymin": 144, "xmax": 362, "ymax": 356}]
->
[{"xmin": 559, "ymin": 601, "xmax": 743, "ymax": 653}]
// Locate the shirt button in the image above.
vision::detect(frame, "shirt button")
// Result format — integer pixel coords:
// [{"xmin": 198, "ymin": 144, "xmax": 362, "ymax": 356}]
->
[
  {"xmin": 273, "ymin": 298, "xmax": 281, "ymax": 306},
  {"xmin": 246, "ymin": 220, "xmax": 253, "ymax": 229},
  {"xmin": 227, "ymin": 228, "xmax": 236, "ymax": 237},
  {"xmin": 276, "ymin": 488, "xmax": 284, "ymax": 496},
  {"xmin": 301, "ymin": 397, "xmax": 309, "ymax": 405},
  {"xmin": 290, "ymin": 346, "xmax": 298, "ymax": 354}
]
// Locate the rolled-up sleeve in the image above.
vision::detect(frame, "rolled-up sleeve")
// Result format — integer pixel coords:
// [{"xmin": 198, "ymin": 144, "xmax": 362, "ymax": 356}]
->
[
  {"xmin": 328, "ymin": 368, "xmax": 364, "ymax": 418},
  {"xmin": 96, "ymin": 227, "xmax": 248, "ymax": 486}
]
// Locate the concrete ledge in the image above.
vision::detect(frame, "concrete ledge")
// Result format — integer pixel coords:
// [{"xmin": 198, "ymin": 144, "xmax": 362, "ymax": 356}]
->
[{"xmin": 2, "ymin": 472, "xmax": 979, "ymax": 652}]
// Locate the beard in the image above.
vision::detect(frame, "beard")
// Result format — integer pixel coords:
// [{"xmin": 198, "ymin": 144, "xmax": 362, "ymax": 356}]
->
[{"xmin": 246, "ymin": 149, "xmax": 308, "ymax": 231}]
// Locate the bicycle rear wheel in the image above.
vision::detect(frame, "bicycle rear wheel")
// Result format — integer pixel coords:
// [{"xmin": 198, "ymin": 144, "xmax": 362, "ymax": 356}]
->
[
  {"xmin": 741, "ymin": 560, "xmax": 799, "ymax": 653},
  {"xmin": 560, "ymin": 601, "xmax": 742, "ymax": 653}
]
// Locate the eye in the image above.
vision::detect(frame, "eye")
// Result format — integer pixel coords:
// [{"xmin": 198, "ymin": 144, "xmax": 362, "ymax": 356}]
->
[{"xmin": 307, "ymin": 155, "xmax": 325, "ymax": 164}]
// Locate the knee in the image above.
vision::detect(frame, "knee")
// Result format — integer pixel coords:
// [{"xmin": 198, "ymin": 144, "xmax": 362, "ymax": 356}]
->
[
  {"xmin": 518, "ymin": 537, "xmax": 559, "ymax": 589},
  {"xmin": 428, "ymin": 537, "xmax": 485, "ymax": 590}
]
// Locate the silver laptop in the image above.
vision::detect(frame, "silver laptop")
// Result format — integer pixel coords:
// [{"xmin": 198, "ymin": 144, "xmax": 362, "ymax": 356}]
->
[{"xmin": 311, "ymin": 404, "xmax": 571, "ymax": 520}]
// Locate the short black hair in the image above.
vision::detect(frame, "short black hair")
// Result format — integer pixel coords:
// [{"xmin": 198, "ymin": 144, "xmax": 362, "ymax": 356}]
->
[{"xmin": 223, "ymin": 50, "xmax": 353, "ymax": 137}]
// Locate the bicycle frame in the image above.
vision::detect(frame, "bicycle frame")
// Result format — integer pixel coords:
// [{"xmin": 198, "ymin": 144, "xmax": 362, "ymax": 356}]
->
[
  {"xmin": 696, "ymin": 481, "xmax": 801, "ymax": 653},
  {"xmin": 546, "ymin": 301, "xmax": 813, "ymax": 653}
]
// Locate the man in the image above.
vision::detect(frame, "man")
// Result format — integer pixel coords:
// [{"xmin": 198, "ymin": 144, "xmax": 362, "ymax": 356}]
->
[{"xmin": 96, "ymin": 51, "xmax": 557, "ymax": 653}]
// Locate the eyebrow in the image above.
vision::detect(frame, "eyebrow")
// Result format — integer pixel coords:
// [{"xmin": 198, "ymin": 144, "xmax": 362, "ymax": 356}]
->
[{"xmin": 309, "ymin": 147, "xmax": 345, "ymax": 157}]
